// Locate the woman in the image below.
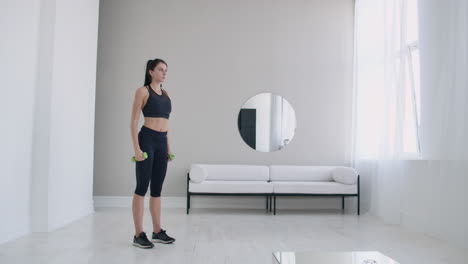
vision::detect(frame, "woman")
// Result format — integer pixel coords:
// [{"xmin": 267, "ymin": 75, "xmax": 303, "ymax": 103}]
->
[{"xmin": 130, "ymin": 58, "xmax": 175, "ymax": 248}]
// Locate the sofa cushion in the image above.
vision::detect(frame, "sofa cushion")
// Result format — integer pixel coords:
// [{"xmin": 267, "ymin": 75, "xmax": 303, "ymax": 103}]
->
[
  {"xmin": 269, "ymin": 166, "xmax": 334, "ymax": 182},
  {"xmin": 331, "ymin": 167, "xmax": 358, "ymax": 185},
  {"xmin": 189, "ymin": 180, "xmax": 273, "ymax": 193},
  {"xmin": 190, "ymin": 164, "xmax": 269, "ymax": 181},
  {"xmin": 273, "ymin": 182, "xmax": 357, "ymax": 194},
  {"xmin": 189, "ymin": 164, "xmax": 206, "ymax": 183}
]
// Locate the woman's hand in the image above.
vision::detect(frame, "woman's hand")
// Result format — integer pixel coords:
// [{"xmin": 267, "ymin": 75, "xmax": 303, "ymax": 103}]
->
[
  {"xmin": 167, "ymin": 152, "xmax": 174, "ymax": 162},
  {"xmin": 134, "ymin": 149, "xmax": 145, "ymax": 162}
]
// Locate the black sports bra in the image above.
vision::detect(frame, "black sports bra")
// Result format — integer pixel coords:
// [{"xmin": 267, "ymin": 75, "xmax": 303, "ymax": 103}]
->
[{"xmin": 142, "ymin": 85, "xmax": 172, "ymax": 119}]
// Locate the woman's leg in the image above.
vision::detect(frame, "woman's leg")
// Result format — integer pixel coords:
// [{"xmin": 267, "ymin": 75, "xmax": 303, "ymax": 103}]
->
[
  {"xmin": 149, "ymin": 197, "xmax": 162, "ymax": 233},
  {"xmin": 134, "ymin": 156, "xmax": 153, "ymax": 236},
  {"xmin": 149, "ymin": 140, "xmax": 175, "ymax": 243},
  {"xmin": 149, "ymin": 138, "xmax": 168, "ymax": 234},
  {"xmin": 133, "ymin": 130, "xmax": 153, "ymax": 236},
  {"xmin": 133, "ymin": 194, "xmax": 145, "ymax": 236}
]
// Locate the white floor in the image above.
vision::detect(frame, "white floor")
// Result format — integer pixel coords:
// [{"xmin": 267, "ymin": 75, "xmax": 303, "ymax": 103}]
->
[{"xmin": 0, "ymin": 208, "xmax": 466, "ymax": 264}]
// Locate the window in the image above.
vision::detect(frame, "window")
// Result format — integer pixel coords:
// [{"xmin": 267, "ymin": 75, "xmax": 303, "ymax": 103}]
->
[
  {"xmin": 401, "ymin": 0, "xmax": 421, "ymax": 156},
  {"xmin": 353, "ymin": 0, "xmax": 422, "ymax": 159}
]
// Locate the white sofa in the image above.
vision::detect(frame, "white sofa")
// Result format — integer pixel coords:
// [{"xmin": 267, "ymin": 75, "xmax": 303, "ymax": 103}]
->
[{"xmin": 187, "ymin": 164, "xmax": 360, "ymax": 215}]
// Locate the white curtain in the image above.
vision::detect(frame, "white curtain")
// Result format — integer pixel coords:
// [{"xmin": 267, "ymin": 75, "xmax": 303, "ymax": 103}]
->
[
  {"xmin": 353, "ymin": 0, "xmax": 468, "ymax": 224},
  {"xmin": 352, "ymin": 0, "xmax": 419, "ymax": 160},
  {"xmin": 353, "ymin": 0, "xmax": 468, "ymax": 161},
  {"xmin": 352, "ymin": 0, "xmax": 420, "ymax": 219},
  {"xmin": 418, "ymin": 0, "xmax": 468, "ymax": 160}
]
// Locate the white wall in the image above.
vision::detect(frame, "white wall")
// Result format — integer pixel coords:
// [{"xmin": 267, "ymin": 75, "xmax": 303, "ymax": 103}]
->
[
  {"xmin": 94, "ymin": 0, "xmax": 355, "ymax": 199},
  {"xmin": 46, "ymin": 0, "xmax": 99, "ymax": 231},
  {"xmin": 1, "ymin": 0, "xmax": 99, "ymax": 243},
  {"xmin": 0, "ymin": 0, "xmax": 40, "ymax": 244}
]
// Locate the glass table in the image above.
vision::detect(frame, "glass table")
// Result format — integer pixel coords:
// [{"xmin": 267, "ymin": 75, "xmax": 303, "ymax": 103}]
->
[{"xmin": 272, "ymin": 251, "xmax": 400, "ymax": 264}]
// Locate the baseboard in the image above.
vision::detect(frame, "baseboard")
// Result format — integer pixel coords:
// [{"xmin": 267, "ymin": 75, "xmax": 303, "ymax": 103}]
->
[
  {"xmin": 0, "ymin": 229, "xmax": 31, "ymax": 245},
  {"xmin": 93, "ymin": 195, "xmax": 354, "ymax": 210},
  {"xmin": 93, "ymin": 196, "xmax": 186, "ymax": 208},
  {"xmin": 48, "ymin": 203, "xmax": 95, "ymax": 232}
]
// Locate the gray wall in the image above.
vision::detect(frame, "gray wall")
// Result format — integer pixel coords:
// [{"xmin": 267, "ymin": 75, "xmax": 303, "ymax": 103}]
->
[{"xmin": 94, "ymin": 0, "xmax": 355, "ymax": 197}]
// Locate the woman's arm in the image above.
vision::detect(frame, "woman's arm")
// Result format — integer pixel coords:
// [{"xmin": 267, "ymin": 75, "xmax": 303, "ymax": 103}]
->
[
  {"xmin": 164, "ymin": 89, "xmax": 172, "ymax": 156},
  {"xmin": 130, "ymin": 87, "xmax": 147, "ymax": 159},
  {"xmin": 167, "ymin": 128, "xmax": 172, "ymax": 153},
  {"xmin": 167, "ymin": 129, "xmax": 174, "ymax": 161}
]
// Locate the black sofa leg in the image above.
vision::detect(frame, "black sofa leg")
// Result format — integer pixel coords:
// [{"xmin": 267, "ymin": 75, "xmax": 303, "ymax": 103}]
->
[
  {"xmin": 357, "ymin": 195, "xmax": 360, "ymax": 215},
  {"xmin": 186, "ymin": 194, "xmax": 190, "ymax": 214},
  {"xmin": 357, "ymin": 175, "xmax": 360, "ymax": 215},
  {"xmin": 269, "ymin": 196, "xmax": 272, "ymax": 212},
  {"xmin": 266, "ymin": 196, "xmax": 269, "ymax": 212},
  {"xmin": 342, "ymin": 196, "xmax": 345, "ymax": 210},
  {"xmin": 273, "ymin": 196, "xmax": 276, "ymax": 215}
]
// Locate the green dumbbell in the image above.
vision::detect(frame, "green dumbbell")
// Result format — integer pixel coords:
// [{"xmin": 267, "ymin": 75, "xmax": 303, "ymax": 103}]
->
[
  {"xmin": 131, "ymin": 152, "xmax": 148, "ymax": 162},
  {"xmin": 168, "ymin": 153, "xmax": 175, "ymax": 161}
]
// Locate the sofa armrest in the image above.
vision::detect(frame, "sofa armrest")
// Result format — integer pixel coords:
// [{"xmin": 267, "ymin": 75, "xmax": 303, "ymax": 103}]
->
[{"xmin": 332, "ymin": 167, "xmax": 358, "ymax": 185}]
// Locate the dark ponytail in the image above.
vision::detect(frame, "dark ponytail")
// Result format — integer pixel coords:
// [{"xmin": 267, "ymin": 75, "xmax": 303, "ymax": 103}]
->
[{"xmin": 144, "ymin": 58, "xmax": 168, "ymax": 87}]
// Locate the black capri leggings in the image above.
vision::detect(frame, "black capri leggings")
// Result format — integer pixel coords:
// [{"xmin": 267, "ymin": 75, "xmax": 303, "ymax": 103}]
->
[{"xmin": 135, "ymin": 126, "xmax": 169, "ymax": 197}]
